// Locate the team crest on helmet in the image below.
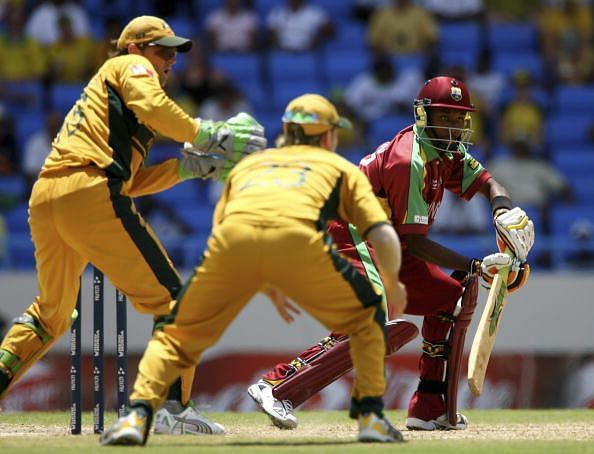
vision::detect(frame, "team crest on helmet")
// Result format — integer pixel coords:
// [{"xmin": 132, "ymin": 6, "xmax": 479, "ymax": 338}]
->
[{"xmin": 451, "ymin": 86, "xmax": 463, "ymax": 102}]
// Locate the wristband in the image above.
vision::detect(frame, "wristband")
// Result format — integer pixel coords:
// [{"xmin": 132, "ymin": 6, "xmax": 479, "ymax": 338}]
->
[{"xmin": 490, "ymin": 196, "xmax": 512, "ymax": 216}]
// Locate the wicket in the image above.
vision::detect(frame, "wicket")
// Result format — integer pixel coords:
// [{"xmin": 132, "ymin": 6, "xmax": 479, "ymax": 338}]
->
[{"xmin": 70, "ymin": 267, "xmax": 128, "ymax": 434}]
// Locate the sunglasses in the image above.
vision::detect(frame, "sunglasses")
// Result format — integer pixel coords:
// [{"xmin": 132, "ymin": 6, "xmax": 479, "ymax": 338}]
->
[{"xmin": 139, "ymin": 43, "xmax": 177, "ymax": 61}]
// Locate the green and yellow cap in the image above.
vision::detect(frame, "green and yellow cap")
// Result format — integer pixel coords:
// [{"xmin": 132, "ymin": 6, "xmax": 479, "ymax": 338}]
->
[
  {"xmin": 282, "ymin": 94, "xmax": 352, "ymax": 136},
  {"xmin": 117, "ymin": 16, "xmax": 192, "ymax": 52}
]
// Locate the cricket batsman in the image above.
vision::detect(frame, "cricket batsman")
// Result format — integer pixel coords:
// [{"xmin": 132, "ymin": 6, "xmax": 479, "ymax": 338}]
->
[
  {"xmin": 248, "ymin": 76, "xmax": 535, "ymax": 430},
  {"xmin": 0, "ymin": 15, "xmax": 266, "ymax": 434}
]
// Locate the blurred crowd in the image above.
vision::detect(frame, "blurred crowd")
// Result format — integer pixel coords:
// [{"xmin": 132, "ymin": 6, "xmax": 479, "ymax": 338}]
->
[{"xmin": 0, "ymin": 0, "xmax": 593, "ymax": 270}]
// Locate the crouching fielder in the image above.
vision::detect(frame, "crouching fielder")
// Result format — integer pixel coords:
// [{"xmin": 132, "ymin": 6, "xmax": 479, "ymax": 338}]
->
[{"xmin": 100, "ymin": 94, "xmax": 408, "ymax": 446}]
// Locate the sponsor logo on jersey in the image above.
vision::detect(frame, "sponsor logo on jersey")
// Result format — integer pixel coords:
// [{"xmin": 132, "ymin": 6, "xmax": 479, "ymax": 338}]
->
[
  {"xmin": 451, "ymin": 86, "xmax": 462, "ymax": 102},
  {"xmin": 129, "ymin": 64, "xmax": 154, "ymax": 77},
  {"xmin": 468, "ymin": 158, "xmax": 479, "ymax": 170},
  {"xmin": 414, "ymin": 215, "xmax": 428, "ymax": 224}
]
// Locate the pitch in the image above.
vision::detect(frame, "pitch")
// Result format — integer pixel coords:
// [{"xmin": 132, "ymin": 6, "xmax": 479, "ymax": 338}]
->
[{"xmin": 1, "ymin": 409, "xmax": 594, "ymax": 453}]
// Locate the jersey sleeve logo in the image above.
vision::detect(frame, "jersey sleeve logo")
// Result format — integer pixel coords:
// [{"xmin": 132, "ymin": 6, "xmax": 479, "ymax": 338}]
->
[
  {"xmin": 129, "ymin": 64, "xmax": 154, "ymax": 77},
  {"xmin": 468, "ymin": 158, "xmax": 479, "ymax": 170}
]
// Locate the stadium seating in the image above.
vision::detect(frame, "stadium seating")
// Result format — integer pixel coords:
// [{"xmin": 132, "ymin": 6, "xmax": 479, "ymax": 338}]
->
[
  {"xmin": 2, "ymin": 81, "xmax": 44, "ymax": 116},
  {"xmin": 270, "ymin": 79, "xmax": 326, "ymax": 111},
  {"xmin": 4, "ymin": 202, "xmax": 29, "ymax": 234},
  {"xmin": 438, "ymin": 20, "xmax": 482, "ymax": 54},
  {"xmin": 323, "ymin": 49, "xmax": 371, "ymax": 87},
  {"xmin": 325, "ymin": 20, "xmax": 366, "ymax": 51},
  {"xmin": 368, "ymin": 115, "xmax": 410, "ymax": 148},
  {"xmin": 487, "ymin": 22, "xmax": 537, "ymax": 52},
  {"xmin": 0, "ymin": 177, "xmax": 26, "ymax": 203},
  {"xmin": 551, "ymin": 146, "xmax": 594, "ymax": 177},
  {"xmin": 441, "ymin": 49, "xmax": 479, "ymax": 71},
  {"xmin": 555, "ymin": 84, "xmax": 594, "ymax": 114},
  {"xmin": 551, "ymin": 204, "xmax": 594, "ymax": 237},
  {"xmin": 211, "ymin": 52, "xmax": 263, "ymax": 86},
  {"xmin": 13, "ymin": 111, "xmax": 45, "ymax": 152},
  {"xmin": 492, "ymin": 51, "xmax": 543, "ymax": 82},
  {"xmin": 50, "ymin": 83, "xmax": 86, "ymax": 115},
  {"xmin": 546, "ymin": 114, "xmax": 594, "ymax": 147},
  {"xmin": 268, "ymin": 51, "xmax": 320, "ymax": 83}
]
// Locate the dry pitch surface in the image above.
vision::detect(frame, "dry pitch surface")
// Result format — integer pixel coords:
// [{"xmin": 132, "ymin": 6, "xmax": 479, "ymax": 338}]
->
[{"xmin": 1, "ymin": 410, "xmax": 594, "ymax": 453}]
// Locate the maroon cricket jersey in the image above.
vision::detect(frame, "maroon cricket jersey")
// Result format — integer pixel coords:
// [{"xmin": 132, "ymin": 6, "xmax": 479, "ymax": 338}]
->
[{"xmin": 329, "ymin": 125, "xmax": 490, "ymax": 262}]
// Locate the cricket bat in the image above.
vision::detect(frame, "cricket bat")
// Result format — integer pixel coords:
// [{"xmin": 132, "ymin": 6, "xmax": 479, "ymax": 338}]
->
[{"xmin": 467, "ymin": 259, "xmax": 511, "ymax": 397}]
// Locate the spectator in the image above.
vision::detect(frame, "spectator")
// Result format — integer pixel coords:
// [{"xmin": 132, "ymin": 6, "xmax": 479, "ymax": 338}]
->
[
  {"xmin": 352, "ymin": 0, "xmax": 390, "ymax": 22},
  {"xmin": 25, "ymin": 0, "xmax": 91, "ymax": 46},
  {"xmin": 467, "ymin": 51, "xmax": 505, "ymax": 116},
  {"xmin": 179, "ymin": 46, "xmax": 229, "ymax": 106},
  {"xmin": 205, "ymin": 0, "xmax": 259, "ymax": 52},
  {"xmin": 345, "ymin": 56, "xmax": 423, "ymax": 122},
  {"xmin": 0, "ymin": 113, "xmax": 18, "ymax": 176},
  {"xmin": 432, "ymin": 191, "xmax": 490, "ymax": 235},
  {"xmin": 198, "ymin": 82, "xmax": 251, "ymax": 121},
  {"xmin": 499, "ymin": 71, "xmax": 544, "ymax": 149},
  {"xmin": 0, "ymin": 6, "xmax": 46, "ymax": 82},
  {"xmin": 266, "ymin": 0, "xmax": 334, "ymax": 52},
  {"xmin": 22, "ymin": 111, "xmax": 62, "ymax": 197},
  {"xmin": 488, "ymin": 134, "xmax": 575, "ymax": 232},
  {"xmin": 94, "ymin": 16, "xmax": 123, "ymax": 69},
  {"xmin": 368, "ymin": 0, "xmax": 438, "ymax": 55},
  {"xmin": 486, "ymin": 0, "xmax": 541, "ymax": 22},
  {"xmin": 566, "ymin": 220, "xmax": 594, "ymax": 269},
  {"xmin": 46, "ymin": 14, "xmax": 95, "ymax": 83},
  {"xmin": 329, "ymin": 90, "xmax": 368, "ymax": 162},
  {"xmin": 538, "ymin": 0, "xmax": 593, "ymax": 83}
]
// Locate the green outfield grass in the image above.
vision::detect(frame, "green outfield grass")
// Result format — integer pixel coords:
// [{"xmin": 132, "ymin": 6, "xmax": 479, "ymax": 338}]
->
[{"xmin": 1, "ymin": 409, "xmax": 594, "ymax": 453}]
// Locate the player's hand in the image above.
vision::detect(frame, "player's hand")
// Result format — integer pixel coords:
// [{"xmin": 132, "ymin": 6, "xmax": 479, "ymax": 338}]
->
[
  {"xmin": 386, "ymin": 281, "xmax": 407, "ymax": 318},
  {"xmin": 190, "ymin": 112, "xmax": 267, "ymax": 181},
  {"xmin": 178, "ymin": 144, "xmax": 224, "ymax": 180},
  {"xmin": 474, "ymin": 253, "xmax": 530, "ymax": 293},
  {"xmin": 494, "ymin": 207, "xmax": 535, "ymax": 262},
  {"xmin": 264, "ymin": 287, "xmax": 301, "ymax": 323}
]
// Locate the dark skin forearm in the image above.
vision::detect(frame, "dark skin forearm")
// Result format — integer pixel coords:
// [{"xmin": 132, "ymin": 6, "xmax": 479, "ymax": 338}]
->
[
  {"xmin": 477, "ymin": 176, "xmax": 510, "ymax": 212},
  {"xmin": 403, "ymin": 234, "xmax": 471, "ymax": 271},
  {"xmin": 403, "ymin": 177, "xmax": 510, "ymax": 270}
]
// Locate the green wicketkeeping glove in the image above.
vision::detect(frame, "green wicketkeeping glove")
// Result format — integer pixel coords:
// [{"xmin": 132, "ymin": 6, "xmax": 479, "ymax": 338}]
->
[{"xmin": 190, "ymin": 112, "xmax": 267, "ymax": 181}]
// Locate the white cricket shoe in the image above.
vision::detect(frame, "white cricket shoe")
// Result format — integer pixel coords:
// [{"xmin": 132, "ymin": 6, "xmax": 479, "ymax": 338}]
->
[
  {"xmin": 358, "ymin": 412, "xmax": 404, "ymax": 443},
  {"xmin": 406, "ymin": 412, "xmax": 468, "ymax": 430},
  {"xmin": 247, "ymin": 379, "xmax": 297, "ymax": 429},
  {"xmin": 154, "ymin": 401, "xmax": 225, "ymax": 435},
  {"xmin": 99, "ymin": 408, "xmax": 148, "ymax": 446}
]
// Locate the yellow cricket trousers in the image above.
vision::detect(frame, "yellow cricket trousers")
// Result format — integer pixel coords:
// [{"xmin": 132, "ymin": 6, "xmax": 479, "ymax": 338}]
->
[
  {"xmin": 131, "ymin": 219, "xmax": 388, "ymax": 411},
  {"xmin": 0, "ymin": 167, "xmax": 194, "ymax": 400}
]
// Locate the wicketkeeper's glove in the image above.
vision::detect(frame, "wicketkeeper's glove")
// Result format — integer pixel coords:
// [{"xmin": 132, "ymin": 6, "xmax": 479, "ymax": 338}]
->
[
  {"xmin": 493, "ymin": 207, "xmax": 535, "ymax": 262},
  {"xmin": 181, "ymin": 112, "xmax": 267, "ymax": 182},
  {"xmin": 468, "ymin": 253, "xmax": 530, "ymax": 294}
]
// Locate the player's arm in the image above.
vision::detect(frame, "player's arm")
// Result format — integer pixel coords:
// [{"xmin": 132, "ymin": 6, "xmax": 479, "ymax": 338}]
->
[
  {"xmin": 127, "ymin": 159, "xmax": 183, "ymax": 197},
  {"xmin": 403, "ymin": 234, "xmax": 471, "ymax": 271},
  {"xmin": 366, "ymin": 223, "xmax": 406, "ymax": 317}
]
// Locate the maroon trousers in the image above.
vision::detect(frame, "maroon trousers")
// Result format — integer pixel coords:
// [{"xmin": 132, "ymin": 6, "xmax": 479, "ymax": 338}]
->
[{"xmin": 263, "ymin": 247, "xmax": 463, "ymax": 419}]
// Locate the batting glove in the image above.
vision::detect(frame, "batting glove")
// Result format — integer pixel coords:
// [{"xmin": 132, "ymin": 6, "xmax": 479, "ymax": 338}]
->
[
  {"xmin": 470, "ymin": 253, "xmax": 530, "ymax": 293},
  {"xmin": 494, "ymin": 207, "xmax": 535, "ymax": 262},
  {"xmin": 189, "ymin": 112, "xmax": 267, "ymax": 181},
  {"xmin": 177, "ymin": 144, "xmax": 225, "ymax": 180}
]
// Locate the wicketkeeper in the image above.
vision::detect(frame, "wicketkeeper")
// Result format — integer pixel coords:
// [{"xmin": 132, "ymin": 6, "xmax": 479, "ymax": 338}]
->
[
  {"xmin": 0, "ymin": 15, "xmax": 266, "ymax": 434},
  {"xmin": 248, "ymin": 76, "xmax": 535, "ymax": 431}
]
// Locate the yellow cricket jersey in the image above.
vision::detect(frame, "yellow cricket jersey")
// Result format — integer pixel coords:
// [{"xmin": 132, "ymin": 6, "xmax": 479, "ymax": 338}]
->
[
  {"xmin": 214, "ymin": 145, "xmax": 390, "ymax": 237},
  {"xmin": 41, "ymin": 54, "xmax": 199, "ymax": 196}
]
